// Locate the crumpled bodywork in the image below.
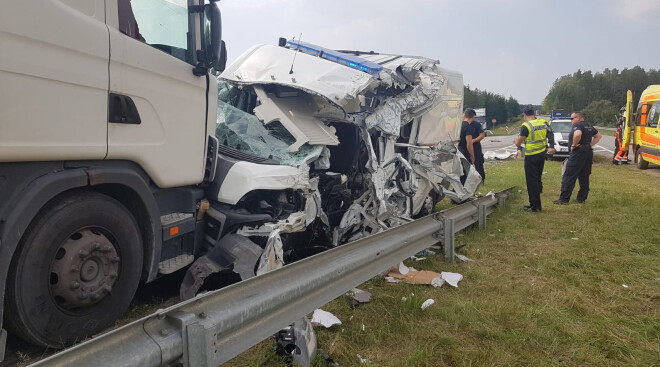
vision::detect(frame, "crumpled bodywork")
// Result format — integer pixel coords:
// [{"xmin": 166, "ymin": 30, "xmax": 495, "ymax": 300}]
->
[{"xmin": 182, "ymin": 41, "xmax": 481, "ymax": 300}]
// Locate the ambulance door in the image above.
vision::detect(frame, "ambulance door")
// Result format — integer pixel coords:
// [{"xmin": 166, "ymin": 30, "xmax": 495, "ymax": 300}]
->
[{"xmin": 643, "ymin": 101, "xmax": 660, "ymax": 164}]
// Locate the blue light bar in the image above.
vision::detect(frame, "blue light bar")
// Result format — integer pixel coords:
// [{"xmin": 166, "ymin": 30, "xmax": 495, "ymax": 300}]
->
[{"xmin": 286, "ymin": 40, "xmax": 383, "ymax": 76}]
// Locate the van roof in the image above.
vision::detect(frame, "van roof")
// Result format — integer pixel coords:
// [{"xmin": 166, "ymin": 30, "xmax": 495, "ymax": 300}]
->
[{"xmin": 641, "ymin": 85, "xmax": 660, "ymax": 100}]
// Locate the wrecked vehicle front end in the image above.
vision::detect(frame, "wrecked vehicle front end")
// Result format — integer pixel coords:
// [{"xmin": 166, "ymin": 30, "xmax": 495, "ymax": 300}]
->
[{"xmin": 181, "ymin": 39, "xmax": 480, "ymax": 300}]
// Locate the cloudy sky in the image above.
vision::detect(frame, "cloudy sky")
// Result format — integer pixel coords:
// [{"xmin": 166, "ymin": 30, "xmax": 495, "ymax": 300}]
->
[{"xmin": 220, "ymin": 0, "xmax": 660, "ymax": 105}]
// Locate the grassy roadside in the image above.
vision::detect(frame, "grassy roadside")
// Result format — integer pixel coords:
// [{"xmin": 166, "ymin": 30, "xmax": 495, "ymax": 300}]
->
[{"xmin": 229, "ymin": 157, "xmax": 660, "ymax": 366}]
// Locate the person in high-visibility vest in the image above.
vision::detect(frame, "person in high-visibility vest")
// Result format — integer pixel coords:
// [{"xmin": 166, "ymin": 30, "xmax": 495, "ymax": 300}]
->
[{"xmin": 514, "ymin": 109, "xmax": 555, "ymax": 212}]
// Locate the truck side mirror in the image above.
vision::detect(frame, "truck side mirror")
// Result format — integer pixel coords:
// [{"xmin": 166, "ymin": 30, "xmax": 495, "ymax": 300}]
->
[
  {"xmin": 214, "ymin": 40, "xmax": 227, "ymax": 72},
  {"xmin": 204, "ymin": 2, "xmax": 222, "ymax": 65},
  {"xmin": 194, "ymin": 1, "xmax": 222, "ymax": 75}
]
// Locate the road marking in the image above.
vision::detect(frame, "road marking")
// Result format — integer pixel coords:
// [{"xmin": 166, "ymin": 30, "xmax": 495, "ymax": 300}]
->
[{"xmin": 595, "ymin": 145, "xmax": 614, "ymax": 154}]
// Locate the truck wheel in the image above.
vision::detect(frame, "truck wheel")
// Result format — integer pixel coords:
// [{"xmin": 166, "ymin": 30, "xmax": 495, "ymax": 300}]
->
[
  {"xmin": 5, "ymin": 191, "xmax": 143, "ymax": 347},
  {"xmin": 636, "ymin": 149, "xmax": 649, "ymax": 170}
]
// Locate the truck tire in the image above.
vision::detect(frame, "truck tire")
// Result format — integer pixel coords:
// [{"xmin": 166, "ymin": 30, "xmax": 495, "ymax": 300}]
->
[
  {"xmin": 636, "ymin": 149, "xmax": 649, "ymax": 170},
  {"xmin": 5, "ymin": 191, "xmax": 143, "ymax": 347}
]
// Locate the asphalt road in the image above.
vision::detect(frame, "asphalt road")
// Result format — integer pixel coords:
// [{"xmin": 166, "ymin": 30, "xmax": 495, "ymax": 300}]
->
[{"xmin": 481, "ymin": 133, "xmax": 616, "ymax": 159}]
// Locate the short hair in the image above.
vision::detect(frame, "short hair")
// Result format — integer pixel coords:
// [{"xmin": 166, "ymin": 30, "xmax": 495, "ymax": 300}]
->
[
  {"xmin": 523, "ymin": 108, "xmax": 535, "ymax": 117},
  {"xmin": 573, "ymin": 112, "xmax": 584, "ymax": 119},
  {"xmin": 464, "ymin": 108, "xmax": 476, "ymax": 119}
]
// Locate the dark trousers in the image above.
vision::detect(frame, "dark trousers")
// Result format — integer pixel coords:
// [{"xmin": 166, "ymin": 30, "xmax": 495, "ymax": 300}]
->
[
  {"xmin": 474, "ymin": 146, "xmax": 485, "ymax": 182},
  {"xmin": 458, "ymin": 146, "xmax": 485, "ymax": 183},
  {"xmin": 560, "ymin": 148, "xmax": 593, "ymax": 202},
  {"xmin": 524, "ymin": 153, "xmax": 545, "ymax": 210}
]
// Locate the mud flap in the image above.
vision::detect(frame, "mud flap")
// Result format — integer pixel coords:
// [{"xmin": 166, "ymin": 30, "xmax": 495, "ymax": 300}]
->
[
  {"xmin": 179, "ymin": 234, "xmax": 263, "ymax": 300},
  {"xmin": 275, "ymin": 316, "xmax": 317, "ymax": 367}
]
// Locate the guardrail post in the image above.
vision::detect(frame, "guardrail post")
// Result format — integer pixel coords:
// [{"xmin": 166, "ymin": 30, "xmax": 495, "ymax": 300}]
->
[
  {"xmin": 443, "ymin": 217, "xmax": 455, "ymax": 262},
  {"xmin": 498, "ymin": 194, "xmax": 507, "ymax": 207},
  {"xmin": 477, "ymin": 204, "xmax": 487, "ymax": 230}
]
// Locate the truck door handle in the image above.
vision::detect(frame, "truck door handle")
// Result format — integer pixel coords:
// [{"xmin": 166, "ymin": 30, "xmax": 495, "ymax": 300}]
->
[{"xmin": 108, "ymin": 93, "xmax": 141, "ymax": 124}]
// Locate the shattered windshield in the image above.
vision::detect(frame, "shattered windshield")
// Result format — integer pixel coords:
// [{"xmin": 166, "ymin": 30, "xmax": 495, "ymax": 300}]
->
[{"xmin": 216, "ymin": 82, "xmax": 323, "ymax": 167}]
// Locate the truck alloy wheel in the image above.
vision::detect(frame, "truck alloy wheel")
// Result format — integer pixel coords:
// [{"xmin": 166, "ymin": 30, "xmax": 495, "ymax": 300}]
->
[{"xmin": 5, "ymin": 191, "xmax": 143, "ymax": 348}]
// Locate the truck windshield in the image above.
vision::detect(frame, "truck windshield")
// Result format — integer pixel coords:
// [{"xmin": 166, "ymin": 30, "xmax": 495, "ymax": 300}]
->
[
  {"xmin": 551, "ymin": 121, "xmax": 572, "ymax": 133},
  {"xmin": 216, "ymin": 82, "xmax": 322, "ymax": 167}
]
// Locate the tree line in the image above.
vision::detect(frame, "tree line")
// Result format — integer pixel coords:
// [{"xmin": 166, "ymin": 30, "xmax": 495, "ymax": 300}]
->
[
  {"xmin": 464, "ymin": 86, "xmax": 520, "ymax": 128},
  {"xmin": 542, "ymin": 67, "xmax": 660, "ymax": 126}
]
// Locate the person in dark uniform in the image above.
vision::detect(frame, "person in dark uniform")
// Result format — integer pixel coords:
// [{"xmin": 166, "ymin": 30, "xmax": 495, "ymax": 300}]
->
[
  {"xmin": 457, "ymin": 109, "xmax": 484, "ymax": 183},
  {"xmin": 470, "ymin": 117, "xmax": 486, "ymax": 182},
  {"xmin": 554, "ymin": 112, "xmax": 603, "ymax": 204},
  {"xmin": 514, "ymin": 109, "xmax": 555, "ymax": 212}
]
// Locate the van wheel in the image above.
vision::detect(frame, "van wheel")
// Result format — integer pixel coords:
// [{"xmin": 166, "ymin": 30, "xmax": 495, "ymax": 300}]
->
[
  {"xmin": 5, "ymin": 191, "xmax": 143, "ymax": 347},
  {"xmin": 636, "ymin": 149, "xmax": 649, "ymax": 170}
]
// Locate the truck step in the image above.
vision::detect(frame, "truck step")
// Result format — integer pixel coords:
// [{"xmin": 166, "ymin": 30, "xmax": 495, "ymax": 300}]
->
[
  {"xmin": 161, "ymin": 213, "xmax": 194, "ymax": 226},
  {"xmin": 158, "ymin": 254, "xmax": 195, "ymax": 274}
]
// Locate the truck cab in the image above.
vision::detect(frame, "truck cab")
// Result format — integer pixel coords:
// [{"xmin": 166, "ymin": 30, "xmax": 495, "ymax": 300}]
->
[{"xmin": 0, "ymin": 0, "xmax": 223, "ymax": 358}]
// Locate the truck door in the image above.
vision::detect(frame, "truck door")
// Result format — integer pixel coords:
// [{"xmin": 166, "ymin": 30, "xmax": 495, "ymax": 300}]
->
[
  {"xmin": 106, "ymin": 0, "xmax": 209, "ymax": 188},
  {"xmin": 0, "ymin": 0, "xmax": 109, "ymax": 162}
]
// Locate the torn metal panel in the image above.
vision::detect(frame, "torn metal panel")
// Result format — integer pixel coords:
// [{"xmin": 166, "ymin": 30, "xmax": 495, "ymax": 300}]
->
[
  {"xmin": 256, "ymin": 229, "xmax": 285, "ymax": 275},
  {"xmin": 221, "ymin": 44, "xmax": 379, "ymax": 112},
  {"xmin": 252, "ymin": 86, "xmax": 339, "ymax": 152}
]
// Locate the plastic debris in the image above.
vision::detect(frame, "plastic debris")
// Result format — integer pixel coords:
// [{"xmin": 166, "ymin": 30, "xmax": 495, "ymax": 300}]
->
[
  {"xmin": 431, "ymin": 277, "xmax": 446, "ymax": 288},
  {"xmin": 622, "ymin": 284, "xmax": 629, "ymax": 288},
  {"xmin": 385, "ymin": 276, "xmax": 402, "ymax": 283},
  {"xmin": 421, "ymin": 299, "xmax": 435, "ymax": 310},
  {"xmin": 357, "ymin": 354, "xmax": 371, "ymax": 364},
  {"xmin": 456, "ymin": 254, "xmax": 474, "ymax": 262},
  {"xmin": 440, "ymin": 272, "xmax": 463, "ymax": 287},
  {"xmin": 311, "ymin": 309, "xmax": 342, "ymax": 328},
  {"xmin": 571, "ymin": 237, "xmax": 579, "ymax": 241}
]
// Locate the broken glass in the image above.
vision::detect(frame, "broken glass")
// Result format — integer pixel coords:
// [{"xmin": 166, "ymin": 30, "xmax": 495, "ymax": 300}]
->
[{"xmin": 216, "ymin": 87, "xmax": 323, "ymax": 167}]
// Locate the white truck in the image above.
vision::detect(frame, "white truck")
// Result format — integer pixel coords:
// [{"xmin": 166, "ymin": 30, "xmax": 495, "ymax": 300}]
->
[{"xmin": 0, "ymin": 0, "xmax": 477, "ymax": 361}]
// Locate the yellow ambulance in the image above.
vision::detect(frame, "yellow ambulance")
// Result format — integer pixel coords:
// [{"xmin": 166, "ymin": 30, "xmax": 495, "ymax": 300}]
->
[{"xmin": 633, "ymin": 85, "xmax": 660, "ymax": 169}]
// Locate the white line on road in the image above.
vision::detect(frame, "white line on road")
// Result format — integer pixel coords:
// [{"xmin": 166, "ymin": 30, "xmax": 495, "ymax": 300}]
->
[{"xmin": 595, "ymin": 145, "xmax": 614, "ymax": 154}]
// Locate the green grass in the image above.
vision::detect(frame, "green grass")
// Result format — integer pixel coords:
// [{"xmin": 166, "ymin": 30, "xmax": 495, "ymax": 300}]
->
[{"xmin": 228, "ymin": 156, "xmax": 660, "ymax": 367}]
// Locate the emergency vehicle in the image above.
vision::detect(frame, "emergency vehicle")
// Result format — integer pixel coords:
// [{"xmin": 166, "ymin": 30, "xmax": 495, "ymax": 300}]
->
[{"xmin": 622, "ymin": 86, "xmax": 660, "ymax": 169}]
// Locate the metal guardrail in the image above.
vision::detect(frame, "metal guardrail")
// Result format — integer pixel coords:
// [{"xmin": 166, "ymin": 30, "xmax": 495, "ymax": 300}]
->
[
  {"xmin": 594, "ymin": 126, "xmax": 616, "ymax": 132},
  {"xmin": 31, "ymin": 187, "xmax": 514, "ymax": 367}
]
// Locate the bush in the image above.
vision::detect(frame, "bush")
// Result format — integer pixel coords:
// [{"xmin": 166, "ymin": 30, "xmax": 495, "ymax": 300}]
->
[{"xmin": 583, "ymin": 100, "xmax": 618, "ymax": 126}]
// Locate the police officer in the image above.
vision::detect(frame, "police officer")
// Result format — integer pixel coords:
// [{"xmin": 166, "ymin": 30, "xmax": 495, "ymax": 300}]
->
[
  {"xmin": 554, "ymin": 112, "xmax": 602, "ymax": 204},
  {"xmin": 515, "ymin": 109, "xmax": 555, "ymax": 212},
  {"xmin": 458, "ymin": 108, "xmax": 484, "ymax": 184}
]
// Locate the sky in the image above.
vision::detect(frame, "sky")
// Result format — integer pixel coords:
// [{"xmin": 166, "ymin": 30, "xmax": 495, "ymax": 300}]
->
[{"xmin": 220, "ymin": 0, "xmax": 660, "ymax": 105}]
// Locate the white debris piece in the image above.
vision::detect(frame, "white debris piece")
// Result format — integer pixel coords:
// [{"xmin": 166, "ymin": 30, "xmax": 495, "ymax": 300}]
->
[
  {"xmin": 311, "ymin": 309, "xmax": 342, "ymax": 328},
  {"xmin": 456, "ymin": 254, "xmax": 474, "ymax": 262},
  {"xmin": 431, "ymin": 277, "xmax": 446, "ymax": 288},
  {"xmin": 440, "ymin": 272, "xmax": 463, "ymax": 287},
  {"xmin": 421, "ymin": 299, "xmax": 435, "ymax": 310},
  {"xmin": 385, "ymin": 276, "xmax": 402, "ymax": 283},
  {"xmin": 398, "ymin": 261, "xmax": 410, "ymax": 275},
  {"xmin": 622, "ymin": 284, "xmax": 629, "ymax": 288},
  {"xmin": 484, "ymin": 150, "xmax": 515, "ymax": 160}
]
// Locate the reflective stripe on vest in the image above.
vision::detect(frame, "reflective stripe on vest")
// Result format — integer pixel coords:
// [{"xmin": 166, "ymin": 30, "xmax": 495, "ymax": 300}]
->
[{"xmin": 523, "ymin": 119, "xmax": 548, "ymax": 156}]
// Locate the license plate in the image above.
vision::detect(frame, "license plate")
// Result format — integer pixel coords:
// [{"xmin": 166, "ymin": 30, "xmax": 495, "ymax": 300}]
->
[{"xmin": 559, "ymin": 148, "xmax": 567, "ymax": 152}]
